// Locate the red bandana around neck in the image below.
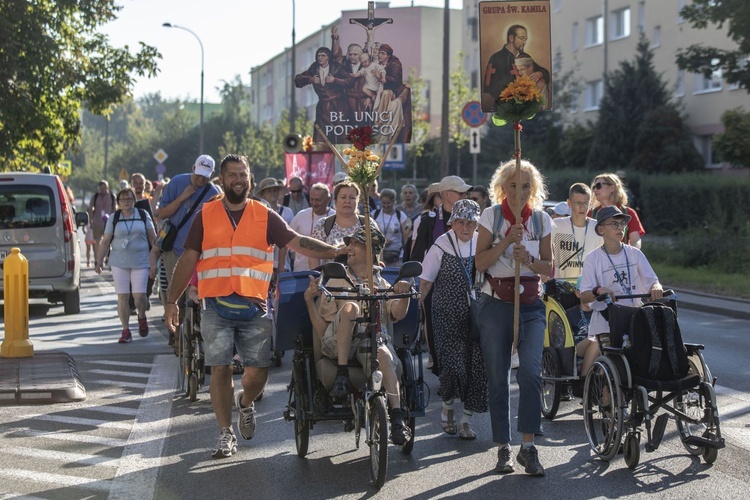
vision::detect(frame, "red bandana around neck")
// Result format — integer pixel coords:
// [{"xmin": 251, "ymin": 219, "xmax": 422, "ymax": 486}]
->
[{"xmin": 501, "ymin": 199, "xmax": 532, "ymax": 236}]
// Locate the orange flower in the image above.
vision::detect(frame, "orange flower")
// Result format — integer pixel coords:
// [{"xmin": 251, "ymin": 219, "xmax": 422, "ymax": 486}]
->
[{"xmin": 499, "ymin": 75, "xmax": 542, "ymax": 103}]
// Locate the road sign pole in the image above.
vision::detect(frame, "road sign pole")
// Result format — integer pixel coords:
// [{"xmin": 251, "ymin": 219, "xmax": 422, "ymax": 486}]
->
[{"xmin": 472, "ymin": 153, "xmax": 478, "ymax": 186}]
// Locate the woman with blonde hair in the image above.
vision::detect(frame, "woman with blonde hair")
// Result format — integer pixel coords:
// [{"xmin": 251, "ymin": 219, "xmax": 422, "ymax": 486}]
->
[
  {"xmin": 590, "ymin": 172, "xmax": 644, "ymax": 248},
  {"xmin": 475, "ymin": 159, "xmax": 553, "ymax": 476}
]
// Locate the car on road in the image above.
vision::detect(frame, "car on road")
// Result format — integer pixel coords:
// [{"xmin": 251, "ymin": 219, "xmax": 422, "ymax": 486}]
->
[{"xmin": 0, "ymin": 171, "xmax": 85, "ymax": 314}]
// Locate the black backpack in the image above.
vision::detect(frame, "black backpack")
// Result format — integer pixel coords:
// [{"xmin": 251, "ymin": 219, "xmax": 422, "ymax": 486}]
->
[{"xmin": 627, "ymin": 303, "xmax": 689, "ymax": 381}]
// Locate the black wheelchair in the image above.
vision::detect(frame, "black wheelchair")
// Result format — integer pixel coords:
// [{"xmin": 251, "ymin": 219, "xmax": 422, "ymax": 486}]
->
[
  {"xmin": 582, "ymin": 292, "xmax": 724, "ymax": 468},
  {"xmin": 177, "ymin": 298, "xmax": 207, "ymax": 402},
  {"xmin": 277, "ymin": 263, "xmax": 426, "ymax": 489}
]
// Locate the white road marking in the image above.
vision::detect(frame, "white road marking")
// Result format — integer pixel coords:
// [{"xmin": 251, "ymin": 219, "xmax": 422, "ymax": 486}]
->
[
  {"xmin": 88, "ymin": 369, "xmax": 152, "ymax": 379},
  {"xmin": 3, "ymin": 445, "xmax": 118, "ymax": 466},
  {"xmin": 109, "ymin": 354, "xmax": 176, "ymax": 500},
  {"xmin": 84, "ymin": 405, "xmax": 140, "ymax": 417},
  {"xmin": 0, "ymin": 468, "xmax": 111, "ymax": 491},
  {"xmin": 2, "ymin": 427, "xmax": 128, "ymax": 447},
  {"xmin": 88, "ymin": 360, "xmax": 156, "ymax": 368},
  {"xmin": 95, "ymin": 379, "xmax": 148, "ymax": 389},
  {"xmin": 22, "ymin": 413, "xmax": 134, "ymax": 430}
]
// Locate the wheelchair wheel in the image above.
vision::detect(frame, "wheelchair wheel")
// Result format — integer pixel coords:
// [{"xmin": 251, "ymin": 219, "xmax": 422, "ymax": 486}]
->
[
  {"xmin": 623, "ymin": 432, "xmax": 640, "ymax": 469},
  {"xmin": 292, "ymin": 362, "xmax": 310, "ymax": 458},
  {"xmin": 541, "ymin": 347, "xmax": 561, "ymax": 420},
  {"xmin": 369, "ymin": 394, "xmax": 389, "ymax": 489},
  {"xmin": 401, "ymin": 415, "xmax": 416, "ymax": 455},
  {"xmin": 676, "ymin": 354, "xmax": 721, "ymax": 461},
  {"xmin": 583, "ymin": 358, "xmax": 624, "ymax": 461}
]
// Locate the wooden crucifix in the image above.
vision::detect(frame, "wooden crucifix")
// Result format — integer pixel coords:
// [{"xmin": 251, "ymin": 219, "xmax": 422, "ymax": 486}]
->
[{"xmin": 349, "ymin": 1, "xmax": 393, "ymax": 57}]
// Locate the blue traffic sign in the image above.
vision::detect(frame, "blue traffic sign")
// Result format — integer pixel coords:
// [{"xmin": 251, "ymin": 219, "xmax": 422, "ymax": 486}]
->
[{"xmin": 462, "ymin": 101, "xmax": 488, "ymax": 127}]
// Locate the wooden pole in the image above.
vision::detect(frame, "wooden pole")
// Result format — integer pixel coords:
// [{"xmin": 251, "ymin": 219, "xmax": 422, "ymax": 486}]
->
[{"xmin": 512, "ymin": 121, "xmax": 522, "ymax": 348}]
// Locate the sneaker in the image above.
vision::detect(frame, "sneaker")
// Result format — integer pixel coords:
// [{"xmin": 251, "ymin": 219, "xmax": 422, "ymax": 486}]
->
[
  {"xmin": 118, "ymin": 329, "xmax": 132, "ymax": 344},
  {"xmin": 235, "ymin": 391, "xmax": 257, "ymax": 440},
  {"xmin": 495, "ymin": 445, "xmax": 514, "ymax": 474},
  {"xmin": 516, "ymin": 445, "xmax": 546, "ymax": 476},
  {"xmin": 331, "ymin": 374, "xmax": 350, "ymax": 400},
  {"xmin": 389, "ymin": 409, "xmax": 411, "ymax": 445},
  {"xmin": 211, "ymin": 427, "xmax": 238, "ymax": 459},
  {"xmin": 138, "ymin": 317, "xmax": 149, "ymax": 337}
]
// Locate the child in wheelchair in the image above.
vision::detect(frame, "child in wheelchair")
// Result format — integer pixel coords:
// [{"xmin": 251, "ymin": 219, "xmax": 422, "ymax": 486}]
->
[
  {"xmin": 304, "ymin": 225, "xmax": 413, "ymax": 445},
  {"xmin": 578, "ymin": 206, "xmax": 663, "ymax": 372}
]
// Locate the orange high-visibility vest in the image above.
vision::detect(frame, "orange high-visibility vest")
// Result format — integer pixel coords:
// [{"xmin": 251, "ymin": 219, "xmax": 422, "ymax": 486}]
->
[{"xmin": 197, "ymin": 199, "xmax": 274, "ymax": 301}]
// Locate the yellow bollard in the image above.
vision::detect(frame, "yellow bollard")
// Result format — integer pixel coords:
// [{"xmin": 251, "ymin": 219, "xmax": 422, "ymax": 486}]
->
[{"xmin": 1, "ymin": 247, "xmax": 34, "ymax": 358}]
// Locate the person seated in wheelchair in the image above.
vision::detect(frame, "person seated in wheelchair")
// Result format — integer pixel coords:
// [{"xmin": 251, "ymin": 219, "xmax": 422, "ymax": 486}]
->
[
  {"xmin": 578, "ymin": 206, "xmax": 663, "ymax": 375},
  {"xmin": 304, "ymin": 225, "xmax": 413, "ymax": 445}
]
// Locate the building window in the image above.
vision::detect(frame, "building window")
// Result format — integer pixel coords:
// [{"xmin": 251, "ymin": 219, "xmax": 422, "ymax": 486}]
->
[
  {"xmin": 610, "ymin": 7, "xmax": 631, "ymax": 40},
  {"xmin": 584, "ymin": 80, "xmax": 603, "ymax": 110},
  {"xmin": 652, "ymin": 25, "xmax": 661, "ymax": 47},
  {"xmin": 585, "ymin": 16, "xmax": 603, "ymax": 47},
  {"xmin": 727, "ymin": 57, "xmax": 747, "ymax": 90},
  {"xmin": 468, "ymin": 16, "xmax": 478, "ymax": 42},
  {"xmin": 696, "ymin": 135, "xmax": 721, "ymax": 168},
  {"xmin": 676, "ymin": 69, "xmax": 685, "ymax": 97},
  {"xmin": 693, "ymin": 62, "xmax": 723, "ymax": 93},
  {"xmin": 637, "ymin": 1, "xmax": 645, "ymax": 33},
  {"xmin": 572, "ymin": 22, "xmax": 579, "ymax": 52}
]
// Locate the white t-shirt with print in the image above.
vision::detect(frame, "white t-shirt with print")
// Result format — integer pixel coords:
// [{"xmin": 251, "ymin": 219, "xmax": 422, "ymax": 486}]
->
[
  {"xmin": 551, "ymin": 216, "xmax": 603, "ymax": 279},
  {"xmin": 580, "ymin": 244, "xmax": 660, "ymax": 337}
]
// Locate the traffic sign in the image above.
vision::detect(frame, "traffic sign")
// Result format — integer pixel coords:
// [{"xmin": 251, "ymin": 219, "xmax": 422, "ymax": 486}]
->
[
  {"xmin": 382, "ymin": 144, "xmax": 406, "ymax": 171},
  {"xmin": 155, "ymin": 163, "xmax": 167, "ymax": 175},
  {"xmin": 469, "ymin": 128, "xmax": 481, "ymax": 154},
  {"xmin": 153, "ymin": 149, "xmax": 168, "ymax": 163},
  {"xmin": 118, "ymin": 168, "xmax": 129, "ymax": 181},
  {"xmin": 462, "ymin": 101, "xmax": 488, "ymax": 128}
]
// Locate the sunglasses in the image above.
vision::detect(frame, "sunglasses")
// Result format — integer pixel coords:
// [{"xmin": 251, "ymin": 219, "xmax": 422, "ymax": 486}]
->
[
  {"xmin": 290, "ymin": 189, "xmax": 302, "ymax": 193},
  {"xmin": 593, "ymin": 182, "xmax": 613, "ymax": 190}
]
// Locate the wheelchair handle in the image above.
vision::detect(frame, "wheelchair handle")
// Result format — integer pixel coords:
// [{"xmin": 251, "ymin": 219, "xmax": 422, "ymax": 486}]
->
[{"xmin": 596, "ymin": 289, "xmax": 674, "ymax": 301}]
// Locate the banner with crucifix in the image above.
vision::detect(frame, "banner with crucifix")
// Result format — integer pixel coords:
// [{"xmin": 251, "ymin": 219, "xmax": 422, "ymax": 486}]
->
[
  {"xmin": 478, "ymin": 1, "xmax": 552, "ymax": 113},
  {"xmin": 294, "ymin": 1, "xmax": 412, "ymax": 145}
]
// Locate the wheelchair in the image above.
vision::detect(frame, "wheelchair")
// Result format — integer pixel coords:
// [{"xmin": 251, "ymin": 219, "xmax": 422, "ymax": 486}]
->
[
  {"xmin": 177, "ymin": 298, "xmax": 207, "ymax": 402},
  {"xmin": 582, "ymin": 292, "xmax": 725, "ymax": 468},
  {"xmin": 541, "ymin": 278, "xmax": 583, "ymax": 419},
  {"xmin": 277, "ymin": 263, "xmax": 426, "ymax": 489}
]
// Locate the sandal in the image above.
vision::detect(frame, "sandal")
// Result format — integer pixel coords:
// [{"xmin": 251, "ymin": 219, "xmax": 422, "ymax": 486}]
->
[
  {"xmin": 440, "ymin": 409, "xmax": 457, "ymax": 435},
  {"xmin": 459, "ymin": 422, "xmax": 477, "ymax": 440}
]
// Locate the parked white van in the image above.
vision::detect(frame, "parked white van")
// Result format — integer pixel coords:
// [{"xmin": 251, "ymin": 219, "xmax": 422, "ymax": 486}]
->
[{"xmin": 0, "ymin": 171, "xmax": 86, "ymax": 314}]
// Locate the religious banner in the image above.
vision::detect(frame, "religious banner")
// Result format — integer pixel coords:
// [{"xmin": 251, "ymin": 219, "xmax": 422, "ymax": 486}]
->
[
  {"xmin": 284, "ymin": 152, "xmax": 336, "ymax": 191},
  {"xmin": 294, "ymin": 1, "xmax": 412, "ymax": 145},
  {"xmin": 478, "ymin": 1, "xmax": 552, "ymax": 113}
]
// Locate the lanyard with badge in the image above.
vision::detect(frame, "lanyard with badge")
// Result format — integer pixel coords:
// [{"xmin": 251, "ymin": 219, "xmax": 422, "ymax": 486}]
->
[
  {"xmin": 570, "ymin": 218, "xmax": 588, "ymax": 268},
  {"xmin": 121, "ymin": 216, "xmax": 135, "ymax": 248},
  {"xmin": 603, "ymin": 245, "xmax": 632, "ymax": 295}
]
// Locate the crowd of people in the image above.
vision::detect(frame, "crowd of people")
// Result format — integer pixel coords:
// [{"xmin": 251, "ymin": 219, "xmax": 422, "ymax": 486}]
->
[{"xmin": 86, "ymin": 153, "xmax": 656, "ymax": 471}]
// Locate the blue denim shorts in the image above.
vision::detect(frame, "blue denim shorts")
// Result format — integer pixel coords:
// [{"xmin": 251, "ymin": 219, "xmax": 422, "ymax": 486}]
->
[{"xmin": 201, "ymin": 302, "xmax": 272, "ymax": 368}]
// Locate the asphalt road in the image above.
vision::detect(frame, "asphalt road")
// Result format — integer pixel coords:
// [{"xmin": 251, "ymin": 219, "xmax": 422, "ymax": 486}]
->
[{"xmin": 1, "ymin": 262, "xmax": 750, "ymax": 498}]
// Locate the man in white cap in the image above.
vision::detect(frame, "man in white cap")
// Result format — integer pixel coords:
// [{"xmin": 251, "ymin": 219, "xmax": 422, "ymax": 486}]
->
[{"xmin": 157, "ymin": 154, "xmax": 221, "ymax": 331}]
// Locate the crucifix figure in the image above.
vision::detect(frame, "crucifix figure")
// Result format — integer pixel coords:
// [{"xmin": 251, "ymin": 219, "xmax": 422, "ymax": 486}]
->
[{"xmin": 350, "ymin": 1, "xmax": 393, "ymax": 57}]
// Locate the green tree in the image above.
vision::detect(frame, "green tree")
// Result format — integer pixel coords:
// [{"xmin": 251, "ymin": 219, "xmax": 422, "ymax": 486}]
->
[
  {"xmin": 405, "ymin": 68, "xmax": 430, "ymax": 178},
  {"xmin": 587, "ymin": 35, "xmax": 701, "ymax": 172},
  {"xmin": 713, "ymin": 108, "xmax": 750, "ymax": 167},
  {"xmin": 676, "ymin": 0, "xmax": 750, "ymax": 92},
  {"xmin": 631, "ymin": 106, "xmax": 704, "ymax": 173},
  {"xmin": 0, "ymin": 0, "xmax": 160, "ymax": 170}
]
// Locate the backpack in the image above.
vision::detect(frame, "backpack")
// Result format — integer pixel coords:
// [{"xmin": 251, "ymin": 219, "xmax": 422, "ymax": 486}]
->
[
  {"xmin": 491, "ymin": 204, "xmax": 544, "ymax": 242},
  {"xmin": 627, "ymin": 303, "xmax": 689, "ymax": 381},
  {"xmin": 112, "ymin": 207, "xmax": 149, "ymax": 230},
  {"xmin": 372, "ymin": 208, "xmax": 403, "ymax": 224}
]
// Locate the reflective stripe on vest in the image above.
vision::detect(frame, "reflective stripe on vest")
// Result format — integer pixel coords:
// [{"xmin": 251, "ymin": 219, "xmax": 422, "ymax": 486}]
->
[{"xmin": 197, "ymin": 199, "xmax": 273, "ymax": 301}]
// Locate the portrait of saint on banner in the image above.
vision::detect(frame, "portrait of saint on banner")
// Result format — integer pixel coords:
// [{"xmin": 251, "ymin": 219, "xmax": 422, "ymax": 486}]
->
[
  {"xmin": 294, "ymin": 2, "xmax": 413, "ymax": 145},
  {"xmin": 479, "ymin": 1, "xmax": 553, "ymax": 113}
]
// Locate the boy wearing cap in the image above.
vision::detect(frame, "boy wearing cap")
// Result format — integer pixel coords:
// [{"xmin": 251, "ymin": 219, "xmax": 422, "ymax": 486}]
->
[
  {"xmin": 551, "ymin": 183, "xmax": 602, "ymax": 279},
  {"xmin": 577, "ymin": 206, "xmax": 663, "ymax": 374},
  {"xmin": 304, "ymin": 225, "xmax": 413, "ymax": 445}
]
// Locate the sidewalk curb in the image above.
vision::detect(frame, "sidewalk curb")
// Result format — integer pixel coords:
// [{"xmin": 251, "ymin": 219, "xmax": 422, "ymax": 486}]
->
[{"xmin": 672, "ymin": 288, "xmax": 750, "ymax": 321}]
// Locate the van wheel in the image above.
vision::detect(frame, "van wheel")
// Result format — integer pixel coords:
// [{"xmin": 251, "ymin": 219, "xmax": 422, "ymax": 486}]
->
[{"xmin": 63, "ymin": 288, "xmax": 80, "ymax": 314}]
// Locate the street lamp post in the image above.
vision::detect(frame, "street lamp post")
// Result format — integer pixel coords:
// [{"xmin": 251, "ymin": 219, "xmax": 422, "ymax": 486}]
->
[
  {"xmin": 290, "ymin": 0, "xmax": 296, "ymax": 135},
  {"xmin": 162, "ymin": 22, "xmax": 205, "ymax": 154}
]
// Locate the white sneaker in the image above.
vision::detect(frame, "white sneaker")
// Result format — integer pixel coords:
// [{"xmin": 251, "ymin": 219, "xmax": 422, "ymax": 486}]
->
[
  {"xmin": 235, "ymin": 390, "xmax": 257, "ymax": 440},
  {"xmin": 211, "ymin": 427, "xmax": 237, "ymax": 459}
]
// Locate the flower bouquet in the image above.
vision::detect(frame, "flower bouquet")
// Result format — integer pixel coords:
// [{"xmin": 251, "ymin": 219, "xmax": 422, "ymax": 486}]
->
[
  {"xmin": 491, "ymin": 75, "xmax": 544, "ymax": 127},
  {"xmin": 302, "ymin": 135, "xmax": 314, "ymax": 152},
  {"xmin": 342, "ymin": 126, "xmax": 381, "ymax": 186}
]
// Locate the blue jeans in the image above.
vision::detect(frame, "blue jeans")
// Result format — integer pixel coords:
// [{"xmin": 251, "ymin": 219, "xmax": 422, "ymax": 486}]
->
[{"xmin": 477, "ymin": 292, "xmax": 545, "ymax": 444}]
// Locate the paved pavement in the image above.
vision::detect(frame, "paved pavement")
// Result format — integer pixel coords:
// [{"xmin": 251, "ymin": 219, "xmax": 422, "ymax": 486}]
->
[{"xmin": 1, "ymin": 281, "xmax": 748, "ymax": 404}]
